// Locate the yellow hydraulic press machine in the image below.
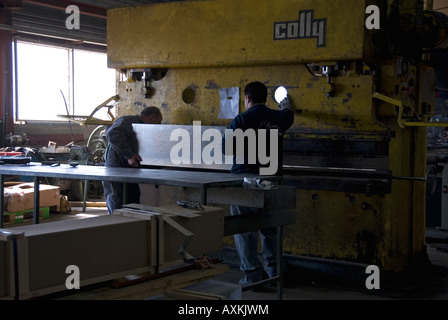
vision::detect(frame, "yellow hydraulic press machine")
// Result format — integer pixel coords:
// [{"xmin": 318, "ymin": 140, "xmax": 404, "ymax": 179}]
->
[{"xmin": 106, "ymin": 0, "xmax": 448, "ymax": 273}]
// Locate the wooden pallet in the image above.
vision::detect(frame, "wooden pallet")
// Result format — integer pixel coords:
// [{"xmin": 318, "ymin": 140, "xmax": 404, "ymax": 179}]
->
[{"xmin": 56, "ymin": 263, "xmax": 229, "ymax": 300}]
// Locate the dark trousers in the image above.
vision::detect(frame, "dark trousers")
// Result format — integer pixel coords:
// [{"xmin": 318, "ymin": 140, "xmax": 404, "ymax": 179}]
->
[{"xmin": 103, "ymin": 181, "xmax": 141, "ymax": 214}]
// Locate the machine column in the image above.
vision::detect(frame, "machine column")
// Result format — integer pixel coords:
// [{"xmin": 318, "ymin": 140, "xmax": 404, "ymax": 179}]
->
[{"xmin": 442, "ymin": 163, "xmax": 448, "ymax": 230}]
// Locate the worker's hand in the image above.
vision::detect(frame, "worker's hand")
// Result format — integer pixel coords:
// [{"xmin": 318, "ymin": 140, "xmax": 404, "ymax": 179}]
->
[
  {"xmin": 278, "ymin": 96, "xmax": 293, "ymax": 111},
  {"xmin": 128, "ymin": 154, "xmax": 142, "ymax": 167}
]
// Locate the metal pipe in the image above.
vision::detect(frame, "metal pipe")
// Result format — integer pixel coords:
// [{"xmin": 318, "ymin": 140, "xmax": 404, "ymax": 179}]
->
[
  {"xmin": 391, "ymin": 176, "xmax": 426, "ymax": 181},
  {"xmin": 60, "ymin": 90, "xmax": 75, "ymax": 145},
  {"xmin": 0, "ymin": 24, "xmax": 106, "ymax": 46},
  {"xmin": 22, "ymin": 0, "xmax": 107, "ymax": 19}
]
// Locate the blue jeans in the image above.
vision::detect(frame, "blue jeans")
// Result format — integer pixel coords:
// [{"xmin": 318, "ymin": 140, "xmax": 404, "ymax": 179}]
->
[{"xmin": 230, "ymin": 205, "xmax": 278, "ymax": 285}]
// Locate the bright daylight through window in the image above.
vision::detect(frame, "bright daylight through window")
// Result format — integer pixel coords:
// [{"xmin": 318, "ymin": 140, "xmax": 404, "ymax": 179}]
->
[{"xmin": 14, "ymin": 41, "xmax": 116, "ymax": 122}]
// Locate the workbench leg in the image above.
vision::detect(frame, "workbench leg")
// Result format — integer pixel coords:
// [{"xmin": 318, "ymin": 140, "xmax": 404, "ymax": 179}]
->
[
  {"xmin": 0, "ymin": 174, "xmax": 3, "ymax": 228},
  {"xmin": 123, "ymin": 183, "xmax": 127, "ymax": 205},
  {"xmin": 200, "ymin": 187, "xmax": 207, "ymax": 205},
  {"xmin": 33, "ymin": 176, "xmax": 40, "ymax": 224},
  {"xmin": 82, "ymin": 180, "xmax": 88, "ymax": 212},
  {"xmin": 277, "ymin": 225, "xmax": 283, "ymax": 300}
]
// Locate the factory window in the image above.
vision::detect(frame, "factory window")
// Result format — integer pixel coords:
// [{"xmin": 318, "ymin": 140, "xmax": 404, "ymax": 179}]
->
[{"xmin": 14, "ymin": 41, "xmax": 116, "ymax": 122}]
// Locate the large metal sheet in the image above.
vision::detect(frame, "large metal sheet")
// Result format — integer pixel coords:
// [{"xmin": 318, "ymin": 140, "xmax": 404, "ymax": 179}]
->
[{"xmin": 134, "ymin": 123, "xmax": 232, "ymax": 170}]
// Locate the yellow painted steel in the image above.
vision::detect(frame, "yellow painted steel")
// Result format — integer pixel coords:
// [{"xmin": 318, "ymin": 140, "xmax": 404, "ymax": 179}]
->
[
  {"xmin": 107, "ymin": 0, "xmax": 369, "ymax": 69},
  {"xmin": 116, "ymin": 63, "xmax": 387, "ymax": 141},
  {"xmin": 106, "ymin": 0, "xmax": 442, "ymax": 272}
]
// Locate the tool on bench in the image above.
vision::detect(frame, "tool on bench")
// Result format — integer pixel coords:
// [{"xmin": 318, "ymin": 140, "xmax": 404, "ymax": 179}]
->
[
  {"xmin": 41, "ymin": 161, "xmax": 60, "ymax": 167},
  {"xmin": 176, "ymin": 200, "xmax": 204, "ymax": 211}
]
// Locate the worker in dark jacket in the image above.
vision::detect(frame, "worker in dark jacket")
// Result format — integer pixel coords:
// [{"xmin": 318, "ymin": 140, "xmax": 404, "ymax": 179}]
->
[
  {"xmin": 224, "ymin": 81, "xmax": 294, "ymax": 286},
  {"xmin": 103, "ymin": 106, "xmax": 162, "ymax": 214}
]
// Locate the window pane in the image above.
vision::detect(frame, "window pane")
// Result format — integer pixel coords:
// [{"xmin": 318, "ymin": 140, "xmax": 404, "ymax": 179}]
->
[
  {"xmin": 74, "ymin": 50, "xmax": 116, "ymax": 121},
  {"xmin": 16, "ymin": 42, "xmax": 70, "ymax": 121}
]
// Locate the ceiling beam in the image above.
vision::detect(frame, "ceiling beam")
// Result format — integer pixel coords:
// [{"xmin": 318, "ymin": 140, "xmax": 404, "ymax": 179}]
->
[
  {"xmin": 0, "ymin": 0, "xmax": 22, "ymax": 9},
  {"xmin": 22, "ymin": 0, "xmax": 107, "ymax": 18}
]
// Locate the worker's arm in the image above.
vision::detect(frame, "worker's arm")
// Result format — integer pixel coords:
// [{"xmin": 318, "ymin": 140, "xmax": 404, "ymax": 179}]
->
[
  {"xmin": 278, "ymin": 95, "xmax": 295, "ymax": 131},
  {"xmin": 278, "ymin": 95, "xmax": 293, "ymax": 111},
  {"xmin": 127, "ymin": 154, "xmax": 142, "ymax": 167}
]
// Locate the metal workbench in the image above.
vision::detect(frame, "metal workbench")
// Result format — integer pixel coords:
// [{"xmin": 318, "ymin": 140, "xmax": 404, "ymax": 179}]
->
[
  {"xmin": 0, "ymin": 162, "xmax": 296, "ymax": 299},
  {"xmin": 0, "ymin": 162, "xmax": 253, "ymax": 226}
]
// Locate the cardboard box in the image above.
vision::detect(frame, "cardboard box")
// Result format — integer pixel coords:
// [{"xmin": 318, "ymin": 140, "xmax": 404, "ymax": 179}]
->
[
  {"xmin": 0, "ymin": 215, "xmax": 154, "ymax": 300},
  {"xmin": 0, "ymin": 204, "xmax": 224, "ymax": 300},
  {"xmin": 4, "ymin": 183, "xmax": 60, "ymax": 213}
]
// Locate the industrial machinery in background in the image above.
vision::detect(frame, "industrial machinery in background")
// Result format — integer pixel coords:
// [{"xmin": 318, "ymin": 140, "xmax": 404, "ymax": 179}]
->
[
  {"xmin": 57, "ymin": 144, "xmax": 106, "ymax": 201},
  {"xmin": 1, "ymin": 93, "xmax": 117, "ymax": 201},
  {"xmin": 52, "ymin": 95, "xmax": 119, "ymax": 201},
  {"xmin": 57, "ymin": 94, "xmax": 119, "ymax": 167},
  {"xmin": 106, "ymin": 0, "xmax": 448, "ymax": 273},
  {"xmin": 425, "ymin": 4, "xmax": 448, "ymax": 231}
]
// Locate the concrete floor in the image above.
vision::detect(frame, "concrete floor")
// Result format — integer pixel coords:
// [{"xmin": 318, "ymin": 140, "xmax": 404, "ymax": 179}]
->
[
  {"xmin": 7, "ymin": 207, "xmax": 448, "ymax": 301},
  {"xmin": 217, "ymin": 243, "xmax": 448, "ymax": 300}
]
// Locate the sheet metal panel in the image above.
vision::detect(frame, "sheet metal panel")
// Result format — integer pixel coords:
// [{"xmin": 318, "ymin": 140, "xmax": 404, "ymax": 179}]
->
[{"xmin": 134, "ymin": 123, "xmax": 232, "ymax": 171}]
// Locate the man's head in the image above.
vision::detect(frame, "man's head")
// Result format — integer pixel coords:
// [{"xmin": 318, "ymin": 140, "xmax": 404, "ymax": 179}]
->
[
  {"xmin": 244, "ymin": 81, "xmax": 268, "ymax": 109},
  {"xmin": 140, "ymin": 106, "xmax": 162, "ymax": 124}
]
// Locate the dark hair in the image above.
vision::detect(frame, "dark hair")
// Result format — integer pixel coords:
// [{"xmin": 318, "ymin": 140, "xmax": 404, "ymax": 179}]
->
[
  {"xmin": 244, "ymin": 81, "xmax": 268, "ymax": 104},
  {"xmin": 140, "ymin": 106, "xmax": 162, "ymax": 117}
]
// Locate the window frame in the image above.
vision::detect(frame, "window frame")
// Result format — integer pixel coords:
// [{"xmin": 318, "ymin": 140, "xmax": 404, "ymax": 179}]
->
[{"xmin": 13, "ymin": 36, "xmax": 116, "ymax": 124}]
